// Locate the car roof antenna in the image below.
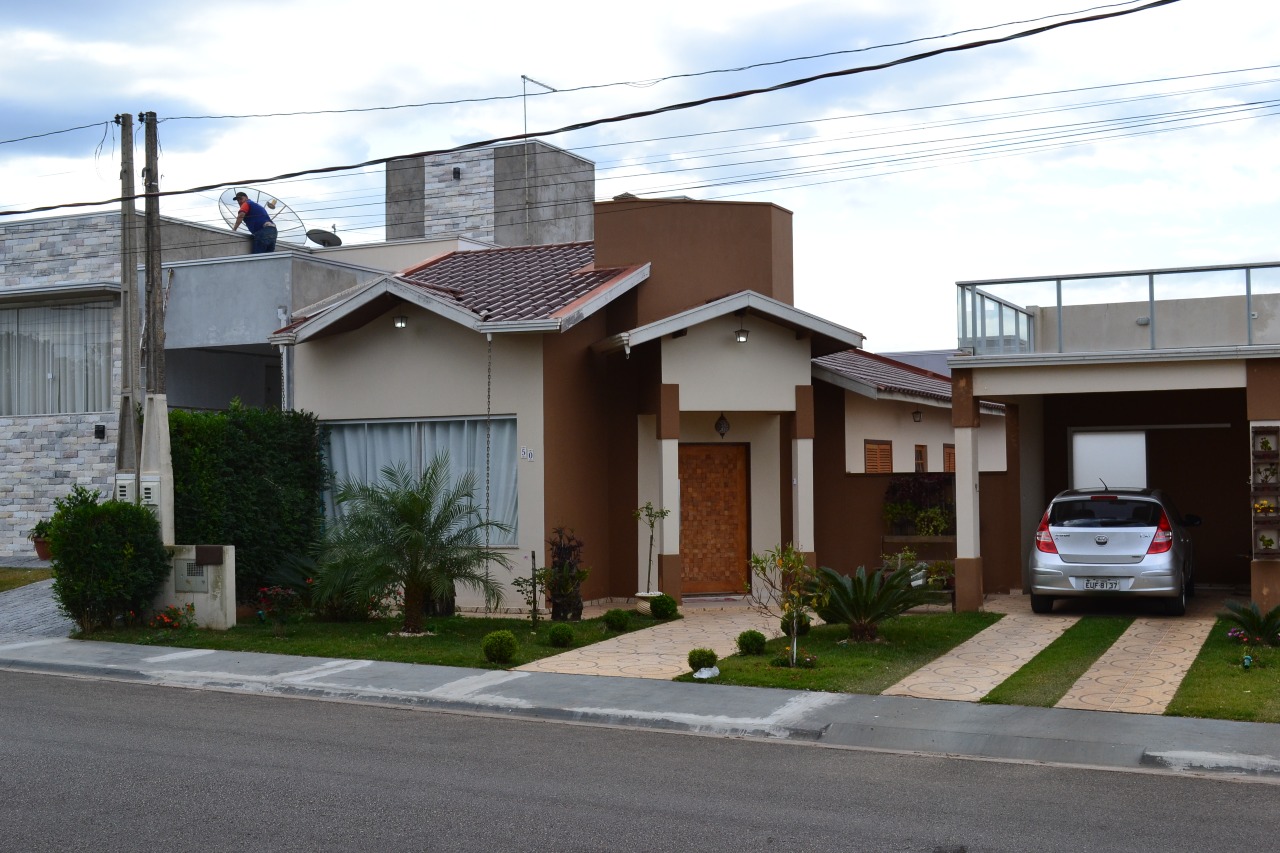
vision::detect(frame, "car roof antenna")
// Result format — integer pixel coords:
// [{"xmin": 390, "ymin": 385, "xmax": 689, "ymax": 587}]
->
[{"xmin": 1098, "ymin": 478, "xmax": 1108, "ymax": 490}]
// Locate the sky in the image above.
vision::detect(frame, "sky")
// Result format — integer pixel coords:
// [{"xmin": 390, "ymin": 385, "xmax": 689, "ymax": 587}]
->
[{"xmin": 3, "ymin": 0, "xmax": 1279, "ymax": 351}]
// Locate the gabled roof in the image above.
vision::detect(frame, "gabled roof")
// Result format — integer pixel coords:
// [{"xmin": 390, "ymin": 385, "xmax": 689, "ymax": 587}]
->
[
  {"xmin": 813, "ymin": 348, "xmax": 1004, "ymax": 414},
  {"xmin": 592, "ymin": 290, "xmax": 865, "ymax": 357},
  {"xmin": 272, "ymin": 243, "xmax": 649, "ymax": 344}
]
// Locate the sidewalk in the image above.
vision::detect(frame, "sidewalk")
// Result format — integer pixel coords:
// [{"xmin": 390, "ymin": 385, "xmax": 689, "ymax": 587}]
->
[{"xmin": 2, "ymin": 580, "xmax": 1277, "ymax": 782}]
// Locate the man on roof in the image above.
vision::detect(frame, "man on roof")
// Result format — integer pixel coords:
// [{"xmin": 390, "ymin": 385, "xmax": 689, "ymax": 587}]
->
[{"xmin": 231, "ymin": 191, "xmax": 278, "ymax": 254}]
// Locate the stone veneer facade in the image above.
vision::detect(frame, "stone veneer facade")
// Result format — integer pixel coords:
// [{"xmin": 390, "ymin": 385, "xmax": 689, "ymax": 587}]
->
[{"xmin": 1, "ymin": 213, "xmax": 124, "ymax": 558}]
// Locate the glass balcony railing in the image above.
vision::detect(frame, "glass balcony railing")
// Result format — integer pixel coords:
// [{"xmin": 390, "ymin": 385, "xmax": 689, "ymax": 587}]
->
[{"xmin": 957, "ymin": 262, "xmax": 1280, "ymax": 356}]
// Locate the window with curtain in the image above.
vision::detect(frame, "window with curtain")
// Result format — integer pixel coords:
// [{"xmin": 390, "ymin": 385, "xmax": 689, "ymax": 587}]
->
[
  {"xmin": 325, "ymin": 417, "xmax": 518, "ymax": 546},
  {"xmin": 0, "ymin": 302, "xmax": 112, "ymax": 416}
]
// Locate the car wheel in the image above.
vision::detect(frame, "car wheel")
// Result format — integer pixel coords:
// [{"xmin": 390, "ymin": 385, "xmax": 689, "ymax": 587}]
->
[
  {"xmin": 1162, "ymin": 588, "xmax": 1187, "ymax": 616},
  {"xmin": 1030, "ymin": 594, "xmax": 1054, "ymax": 614}
]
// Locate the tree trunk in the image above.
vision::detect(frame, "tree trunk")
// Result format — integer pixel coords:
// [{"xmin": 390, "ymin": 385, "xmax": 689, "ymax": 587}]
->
[{"xmin": 402, "ymin": 582, "xmax": 426, "ymax": 633}]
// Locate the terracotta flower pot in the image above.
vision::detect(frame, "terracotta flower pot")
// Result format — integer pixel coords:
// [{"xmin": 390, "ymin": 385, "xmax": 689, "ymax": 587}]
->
[{"xmin": 32, "ymin": 537, "xmax": 52, "ymax": 561}]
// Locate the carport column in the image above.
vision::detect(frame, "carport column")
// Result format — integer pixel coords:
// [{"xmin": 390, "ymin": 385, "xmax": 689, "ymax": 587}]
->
[
  {"xmin": 952, "ymin": 368, "xmax": 984, "ymax": 611},
  {"xmin": 792, "ymin": 385, "xmax": 816, "ymax": 564},
  {"xmin": 656, "ymin": 384, "xmax": 683, "ymax": 602}
]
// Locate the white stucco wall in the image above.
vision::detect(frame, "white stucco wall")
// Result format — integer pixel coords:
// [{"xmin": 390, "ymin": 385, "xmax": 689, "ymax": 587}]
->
[
  {"xmin": 842, "ymin": 393, "xmax": 1007, "ymax": 473},
  {"xmin": 972, "ymin": 360, "xmax": 1245, "ymax": 397},
  {"xmin": 663, "ymin": 315, "xmax": 810, "ymax": 412},
  {"xmin": 291, "ymin": 305, "xmax": 545, "ymax": 610}
]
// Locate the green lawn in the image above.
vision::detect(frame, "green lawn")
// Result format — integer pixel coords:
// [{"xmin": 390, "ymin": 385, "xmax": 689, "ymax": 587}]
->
[
  {"xmin": 680, "ymin": 611, "xmax": 1002, "ymax": 693},
  {"xmin": 981, "ymin": 616, "xmax": 1133, "ymax": 708},
  {"xmin": 0, "ymin": 568, "xmax": 53, "ymax": 593},
  {"xmin": 1166, "ymin": 618, "xmax": 1280, "ymax": 723},
  {"xmin": 86, "ymin": 612, "xmax": 650, "ymax": 670}
]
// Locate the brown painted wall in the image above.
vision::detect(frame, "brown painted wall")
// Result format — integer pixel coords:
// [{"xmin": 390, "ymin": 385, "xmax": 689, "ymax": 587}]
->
[
  {"xmin": 541, "ymin": 315, "xmax": 615, "ymax": 601},
  {"xmin": 812, "ymin": 380, "xmax": 1022, "ymax": 589},
  {"xmin": 1041, "ymin": 388, "xmax": 1250, "ymax": 586},
  {"xmin": 593, "ymin": 199, "xmax": 794, "ymax": 326}
]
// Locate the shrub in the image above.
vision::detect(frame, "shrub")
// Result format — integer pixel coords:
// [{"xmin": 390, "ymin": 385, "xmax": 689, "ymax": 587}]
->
[
  {"xmin": 47, "ymin": 486, "xmax": 171, "ymax": 633},
  {"xmin": 650, "ymin": 593, "xmax": 678, "ymax": 620},
  {"xmin": 548, "ymin": 623, "xmax": 575, "ymax": 647},
  {"xmin": 546, "ymin": 527, "xmax": 588, "ymax": 621},
  {"xmin": 687, "ymin": 648, "xmax": 718, "ymax": 671},
  {"xmin": 603, "ymin": 608, "xmax": 632, "ymax": 632},
  {"xmin": 736, "ymin": 629, "xmax": 767, "ymax": 655},
  {"xmin": 482, "ymin": 629, "xmax": 519, "ymax": 663},
  {"xmin": 1219, "ymin": 600, "xmax": 1280, "ymax": 647},
  {"xmin": 780, "ymin": 610, "xmax": 811, "ymax": 637},
  {"xmin": 813, "ymin": 564, "xmax": 948, "ymax": 642},
  {"xmin": 169, "ymin": 403, "xmax": 327, "ymax": 601}
]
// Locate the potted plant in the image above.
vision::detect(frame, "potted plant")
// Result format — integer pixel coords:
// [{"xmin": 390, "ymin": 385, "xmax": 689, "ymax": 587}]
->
[
  {"xmin": 28, "ymin": 519, "xmax": 52, "ymax": 561},
  {"xmin": 633, "ymin": 501, "xmax": 670, "ymax": 615}
]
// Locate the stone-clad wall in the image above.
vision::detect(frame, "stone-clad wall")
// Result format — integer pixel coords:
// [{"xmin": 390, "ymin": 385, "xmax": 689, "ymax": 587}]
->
[
  {"xmin": 420, "ymin": 150, "xmax": 496, "ymax": 242},
  {"xmin": 0, "ymin": 213, "xmax": 120, "ymax": 288},
  {"xmin": 1, "ymin": 213, "xmax": 122, "ymax": 557}
]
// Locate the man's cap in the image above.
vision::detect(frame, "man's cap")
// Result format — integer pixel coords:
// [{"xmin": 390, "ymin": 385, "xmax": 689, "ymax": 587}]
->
[{"xmin": 233, "ymin": 191, "xmax": 247, "ymax": 199}]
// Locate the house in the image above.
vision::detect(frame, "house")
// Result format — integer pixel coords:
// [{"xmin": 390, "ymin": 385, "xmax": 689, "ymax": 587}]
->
[
  {"xmin": 947, "ymin": 262, "xmax": 1280, "ymax": 610},
  {"xmin": 275, "ymin": 193, "xmax": 1023, "ymax": 608}
]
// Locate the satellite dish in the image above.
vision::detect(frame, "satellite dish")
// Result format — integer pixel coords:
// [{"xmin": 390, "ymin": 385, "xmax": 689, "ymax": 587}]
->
[
  {"xmin": 307, "ymin": 228, "xmax": 343, "ymax": 248},
  {"xmin": 218, "ymin": 187, "xmax": 307, "ymax": 246}
]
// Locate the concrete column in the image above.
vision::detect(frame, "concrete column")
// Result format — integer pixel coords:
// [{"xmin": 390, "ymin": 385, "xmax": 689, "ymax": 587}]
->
[
  {"xmin": 792, "ymin": 437, "xmax": 815, "ymax": 552},
  {"xmin": 657, "ymin": 437, "xmax": 681, "ymax": 601},
  {"xmin": 954, "ymin": 425, "xmax": 984, "ymax": 611}
]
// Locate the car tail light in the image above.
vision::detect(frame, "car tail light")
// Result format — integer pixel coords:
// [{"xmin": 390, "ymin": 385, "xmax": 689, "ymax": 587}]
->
[
  {"xmin": 1035, "ymin": 510, "xmax": 1057, "ymax": 553},
  {"xmin": 1147, "ymin": 512, "xmax": 1173, "ymax": 554}
]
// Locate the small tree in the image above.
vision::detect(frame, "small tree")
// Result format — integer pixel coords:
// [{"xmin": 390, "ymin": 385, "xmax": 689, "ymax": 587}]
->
[
  {"xmin": 315, "ymin": 455, "xmax": 510, "ymax": 634},
  {"xmin": 746, "ymin": 543, "xmax": 827, "ymax": 667},
  {"xmin": 633, "ymin": 501, "xmax": 671, "ymax": 592}
]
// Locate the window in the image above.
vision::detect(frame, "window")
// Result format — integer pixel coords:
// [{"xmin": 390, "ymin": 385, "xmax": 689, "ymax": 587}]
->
[
  {"xmin": 943, "ymin": 444, "xmax": 956, "ymax": 473},
  {"xmin": 326, "ymin": 417, "xmax": 518, "ymax": 545},
  {"xmin": 914, "ymin": 445, "xmax": 927, "ymax": 473},
  {"xmin": 864, "ymin": 439, "xmax": 892, "ymax": 474},
  {"xmin": 0, "ymin": 302, "xmax": 112, "ymax": 415}
]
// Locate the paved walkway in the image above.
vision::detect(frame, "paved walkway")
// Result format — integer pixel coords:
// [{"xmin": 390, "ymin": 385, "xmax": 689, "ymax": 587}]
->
[
  {"xmin": 516, "ymin": 597, "xmax": 778, "ymax": 679},
  {"xmin": 0, "ymin": 578, "xmax": 76, "ymax": 641}
]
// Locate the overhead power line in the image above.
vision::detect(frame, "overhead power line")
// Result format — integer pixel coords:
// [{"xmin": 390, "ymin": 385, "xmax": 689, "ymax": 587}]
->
[{"xmin": 0, "ymin": 0, "xmax": 1182, "ymax": 219}]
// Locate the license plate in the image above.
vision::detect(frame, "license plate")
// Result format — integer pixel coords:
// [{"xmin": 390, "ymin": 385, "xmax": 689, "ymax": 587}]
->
[{"xmin": 1083, "ymin": 578, "xmax": 1121, "ymax": 591}]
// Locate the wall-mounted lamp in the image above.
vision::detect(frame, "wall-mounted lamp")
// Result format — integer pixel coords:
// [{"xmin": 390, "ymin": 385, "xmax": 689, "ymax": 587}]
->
[
  {"xmin": 394, "ymin": 316, "xmax": 408, "ymax": 329},
  {"xmin": 912, "ymin": 410, "xmax": 923, "ymax": 423},
  {"xmin": 734, "ymin": 309, "xmax": 749, "ymax": 343},
  {"xmin": 715, "ymin": 412, "xmax": 731, "ymax": 438},
  {"xmin": 452, "ymin": 166, "xmax": 462, "ymax": 180}
]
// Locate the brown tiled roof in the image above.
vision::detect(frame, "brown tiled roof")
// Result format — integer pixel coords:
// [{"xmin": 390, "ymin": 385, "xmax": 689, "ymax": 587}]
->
[
  {"xmin": 814, "ymin": 349, "xmax": 953, "ymax": 403},
  {"xmin": 399, "ymin": 242, "xmax": 627, "ymax": 322}
]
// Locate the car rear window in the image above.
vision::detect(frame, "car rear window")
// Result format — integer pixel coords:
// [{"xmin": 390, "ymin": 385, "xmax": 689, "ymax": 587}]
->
[{"xmin": 1049, "ymin": 497, "xmax": 1161, "ymax": 527}]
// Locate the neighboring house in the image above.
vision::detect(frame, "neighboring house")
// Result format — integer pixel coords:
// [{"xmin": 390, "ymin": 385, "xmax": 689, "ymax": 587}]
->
[
  {"xmin": 0, "ymin": 143, "xmax": 594, "ymax": 558},
  {"xmin": 947, "ymin": 262, "xmax": 1280, "ymax": 610}
]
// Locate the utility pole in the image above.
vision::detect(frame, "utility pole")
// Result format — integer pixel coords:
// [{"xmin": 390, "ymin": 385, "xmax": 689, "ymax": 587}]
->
[
  {"xmin": 140, "ymin": 111, "xmax": 164, "ymax": 394},
  {"xmin": 114, "ymin": 113, "xmax": 141, "ymax": 499},
  {"xmin": 137, "ymin": 110, "xmax": 174, "ymax": 545}
]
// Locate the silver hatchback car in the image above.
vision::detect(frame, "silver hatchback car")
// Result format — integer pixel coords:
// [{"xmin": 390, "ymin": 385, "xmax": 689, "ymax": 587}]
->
[{"xmin": 1026, "ymin": 488, "xmax": 1200, "ymax": 615}]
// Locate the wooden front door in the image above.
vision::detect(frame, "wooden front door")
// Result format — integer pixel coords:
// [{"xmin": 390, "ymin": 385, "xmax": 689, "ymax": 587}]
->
[{"xmin": 679, "ymin": 443, "xmax": 750, "ymax": 595}]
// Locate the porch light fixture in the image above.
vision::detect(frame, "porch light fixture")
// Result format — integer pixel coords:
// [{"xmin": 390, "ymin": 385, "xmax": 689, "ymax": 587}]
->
[
  {"xmin": 714, "ymin": 412, "xmax": 731, "ymax": 438},
  {"xmin": 912, "ymin": 409, "xmax": 923, "ymax": 423},
  {"xmin": 394, "ymin": 316, "xmax": 408, "ymax": 329},
  {"xmin": 734, "ymin": 308, "xmax": 749, "ymax": 343}
]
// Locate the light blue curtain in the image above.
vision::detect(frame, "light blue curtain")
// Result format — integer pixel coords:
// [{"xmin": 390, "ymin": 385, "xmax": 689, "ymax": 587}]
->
[
  {"xmin": 0, "ymin": 302, "xmax": 111, "ymax": 416},
  {"xmin": 326, "ymin": 417, "xmax": 517, "ymax": 545}
]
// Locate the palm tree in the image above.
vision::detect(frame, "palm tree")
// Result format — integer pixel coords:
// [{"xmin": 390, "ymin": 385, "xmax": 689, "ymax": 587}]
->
[{"xmin": 317, "ymin": 455, "xmax": 510, "ymax": 633}]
